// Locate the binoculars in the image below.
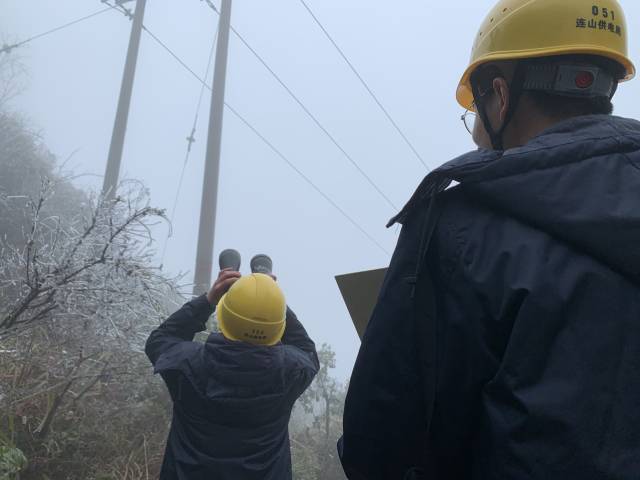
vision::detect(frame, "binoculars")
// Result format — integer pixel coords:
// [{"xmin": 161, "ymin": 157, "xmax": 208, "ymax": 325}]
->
[{"xmin": 219, "ymin": 249, "xmax": 273, "ymax": 275}]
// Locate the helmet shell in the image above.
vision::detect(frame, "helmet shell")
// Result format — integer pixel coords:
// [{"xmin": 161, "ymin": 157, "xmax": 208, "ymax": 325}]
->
[
  {"xmin": 217, "ymin": 273, "xmax": 286, "ymax": 346},
  {"xmin": 456, "ymin": 0, "xmax": 636, "ymax": 109}
]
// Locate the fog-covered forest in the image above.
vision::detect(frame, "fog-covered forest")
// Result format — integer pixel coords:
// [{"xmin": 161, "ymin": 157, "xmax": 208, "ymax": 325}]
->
[{"xmin": 0, "ymin": 51, "xmax": 347, "ymax": 480}]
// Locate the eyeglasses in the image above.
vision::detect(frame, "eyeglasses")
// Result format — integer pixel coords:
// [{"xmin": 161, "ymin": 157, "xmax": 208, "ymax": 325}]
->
[
  {"xmin": 461, "ymin": 82, "xmax": 496, "ymax": 135},
  {"xmin": 461, "ymin": 107, "xmax": 477, "ymax": 135}
]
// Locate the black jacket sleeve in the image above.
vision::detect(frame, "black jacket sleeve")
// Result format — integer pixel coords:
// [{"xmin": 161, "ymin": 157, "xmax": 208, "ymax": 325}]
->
[
  {"xmin": 281, "ymin": 307, "xmax": 320, "ymax": 392},
  {"xmin": 281, "ymin": 307, "xmax": 317, "ymax": 357},
  {"xmin": 145, "ymin": 294, "xmax": 213, "ymax": 366}
]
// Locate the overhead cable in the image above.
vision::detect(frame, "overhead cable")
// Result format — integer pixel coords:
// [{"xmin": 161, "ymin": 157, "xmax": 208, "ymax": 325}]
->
[
  {"xmin": 298, "ymin": 0, "xmax": 429, "ymax": 170},
  {"xmin": 142, "ymin": 27, "xmax": 206, "ymax": 86},
  {"xmin": 160, "ymin": 22, "xmax": 220, "ymax": 266},
  {"xmin": 223, "ymin": 102, "xmax": 391, "ymax": 256},
  {"xmin": 142, "ymin": 26, "xmax": 391, "ymax": 256},
  {"xmin": 201, "ymin": 1, "xmax": 399, "ymax": 212},
  {"xmin": 1, "ymin": 7, "xmax": 113, "ymax": 54}
]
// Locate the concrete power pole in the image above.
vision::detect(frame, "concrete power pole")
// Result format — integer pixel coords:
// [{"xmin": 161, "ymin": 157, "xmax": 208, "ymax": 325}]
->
[
  {"xmin": 192, "ymin": 0, "xmax": 233, "ymax": 295},
  {"xmin": 102, "ymin": 0, "xmax": 147, "ymax": 200}
]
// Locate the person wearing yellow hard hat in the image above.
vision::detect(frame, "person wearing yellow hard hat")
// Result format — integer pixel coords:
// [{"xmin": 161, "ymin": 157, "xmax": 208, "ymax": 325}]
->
[
  {"xmin": 146, "ymin": 254, "xmax": 318, "ymax": 480},
  {"xmin": 340, "ymin": 1, "xmax": 640, "ymax": 479},
  {"xmin": 216, "ymin": 272, "xmax": 288, "ymax": 346}
]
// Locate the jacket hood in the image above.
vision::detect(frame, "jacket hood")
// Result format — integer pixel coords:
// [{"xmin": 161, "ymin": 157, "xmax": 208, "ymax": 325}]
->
[{"xmin": 393, "ymin": 115, "xmax": 640, "ymax": 283}]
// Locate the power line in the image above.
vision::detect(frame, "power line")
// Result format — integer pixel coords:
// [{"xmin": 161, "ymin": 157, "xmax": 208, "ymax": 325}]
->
[
  {"xmin": 298, "ymin": 0, "xmax": 429, "ymax": 170},
  {"xmin": 160, "ymin": 21, "xmax": 220, "ymax": 266},
  {"xmin": 5, "ymin": 0, "xmax": 391, "ymax": 256},
  {"xmin": 201, "ymin": 1, "xmax": 399, "ymax": 212},
  {"xmin": 142, "ymin": 27, "xmax": 205, "ymax": 86},
  {"xmin": 230, "ymin": 24, "xmax": 399, "ymax": 212},
  {"xmin": 225, "ymin": 102, "xmax": 391, "ymax": 255},
  {"xmin": 142, "ymin": 26, "xmax": 390, "ymax": 256},
  {"xmin": 1, "ymin": 7, "xmax": 113, "ymax": 54}
]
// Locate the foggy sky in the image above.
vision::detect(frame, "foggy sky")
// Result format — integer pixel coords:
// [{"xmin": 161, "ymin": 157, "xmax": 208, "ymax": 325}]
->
[{"xmin": 3, "ymin": 0, "xmax": 640, "ymax": 379}]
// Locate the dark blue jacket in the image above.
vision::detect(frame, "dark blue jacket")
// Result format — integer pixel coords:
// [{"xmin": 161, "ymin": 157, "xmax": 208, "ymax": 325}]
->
[
  {"xmin": 145, "ymin": 295, "xmax": 319, "ymax": 480},
  {"xmin": 339, "ymin": 115, "xmax": 640, "ymax": 479}
]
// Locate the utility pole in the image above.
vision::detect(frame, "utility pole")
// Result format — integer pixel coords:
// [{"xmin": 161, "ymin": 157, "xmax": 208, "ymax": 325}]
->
[
  {"xmin": 102, "ymin": 0, "xmax": 147, "ymax": 200},
  {"xmin": 192, "ymin": 0, "xmax": 233, "ymax": 295}
]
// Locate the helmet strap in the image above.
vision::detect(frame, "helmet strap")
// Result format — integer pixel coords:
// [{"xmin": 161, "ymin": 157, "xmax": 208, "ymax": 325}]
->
[
  {"xmin": 472, "ymin": 62, "xmax": 527, "ymax": 151},
  {"xmin": 609, "ymin": 79, "xmax": 619, "ymax": 99}
]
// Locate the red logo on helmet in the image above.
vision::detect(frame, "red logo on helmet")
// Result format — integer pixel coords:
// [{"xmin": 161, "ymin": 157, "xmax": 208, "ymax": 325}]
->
[{"xmin": 575, "ymin": 71, "xmax": 595, "ymax": 89}]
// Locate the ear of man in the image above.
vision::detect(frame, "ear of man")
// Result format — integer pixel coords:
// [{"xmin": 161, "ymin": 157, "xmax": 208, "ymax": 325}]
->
[{"xmin": 492, "ymin": 76, "xmax": 511, "ymax": 126}]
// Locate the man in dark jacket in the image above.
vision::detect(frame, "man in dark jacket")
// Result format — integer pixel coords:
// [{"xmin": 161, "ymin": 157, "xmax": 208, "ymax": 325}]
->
[
  {"xmin": 146, "ymin": 269, "xmax": 319, "ymax": 480},
  {"xmin": 339, "ymin": 0, "xmax": 640, "ymax": 479}
]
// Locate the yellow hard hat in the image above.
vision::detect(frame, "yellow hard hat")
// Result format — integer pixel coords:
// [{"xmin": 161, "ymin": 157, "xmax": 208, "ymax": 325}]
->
[
  {"xmin": 216, "ymin": 273, "xmax": 286, "ymax": 346},
  {"xmin": 456, "ymin": 0, "xmax": 636, "ymax": 109}
]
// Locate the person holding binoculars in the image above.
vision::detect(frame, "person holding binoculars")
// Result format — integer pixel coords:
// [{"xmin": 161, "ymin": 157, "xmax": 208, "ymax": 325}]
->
[{"xmin": 145, "ymin": 251, "xmax": 319, "ymax": 480}]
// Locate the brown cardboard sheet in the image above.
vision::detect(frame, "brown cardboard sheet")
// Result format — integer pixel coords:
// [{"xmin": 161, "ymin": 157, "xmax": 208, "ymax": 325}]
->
[{"xmin": 335, "ymin": 268, "xmax": 387, "ymax": 339}]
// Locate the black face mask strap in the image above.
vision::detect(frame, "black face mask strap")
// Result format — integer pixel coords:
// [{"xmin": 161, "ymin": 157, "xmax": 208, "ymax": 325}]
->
[
  {"xmin": 609, "ymin": 78, "xmax": 619, "ymax": 99},
  {"xmin": 471, "ymin": 76, "xmax": 499, "ymax": 149},
  {"xmin": 472, "ymin": 61, "xmax": 527, "ymax": 151},
  {"xmin": 470, "ymin": 69, "xmax": 499, "ymax": 149}
]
